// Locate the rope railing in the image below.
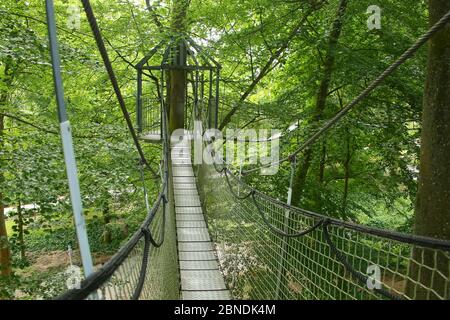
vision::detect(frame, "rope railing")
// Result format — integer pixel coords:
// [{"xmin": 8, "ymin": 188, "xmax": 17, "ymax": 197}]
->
[{"xmin": 197, "ymin": 163, "xmax": 450, "ymax": 300}]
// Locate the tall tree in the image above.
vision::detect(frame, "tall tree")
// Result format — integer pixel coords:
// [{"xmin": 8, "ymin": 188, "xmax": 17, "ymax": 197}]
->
[
  {"xmin": 0, "ymin": 61, "xmax": 13, "ymax": 278},
  {"xmin": 168, "ymin": 0, "xmax": 190, "ymax": 133},
  {"xmin": 407, "ymin": 0, "xmax": 450, "ymax": 299},
  {"xmin": 291, "ymin": 0, "xmax": 348, "ymax": 207}
]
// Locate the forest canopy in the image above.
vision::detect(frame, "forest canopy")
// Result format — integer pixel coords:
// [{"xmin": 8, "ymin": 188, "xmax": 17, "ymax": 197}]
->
[{"xmin": 0, "ymin": 0, "xmax": 449, "ymax": 300}]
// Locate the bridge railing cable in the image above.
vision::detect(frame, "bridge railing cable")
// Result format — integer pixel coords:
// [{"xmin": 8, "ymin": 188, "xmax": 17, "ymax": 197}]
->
[{"xmin": 80, "ymin": 0, "xmax": 158, "ymax": 177}]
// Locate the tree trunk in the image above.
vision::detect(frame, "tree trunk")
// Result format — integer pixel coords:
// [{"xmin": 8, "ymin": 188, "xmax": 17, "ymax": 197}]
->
[
  {"xmin": 0, "ymin": 61, "xmax": 13, "ymax": 277},
  {"xmin": 318, "ymin": 142, "xmax": 327, "ymax": 184},
  {"xmin": 17, "ymin": 202, "xmax": 26, "ymax": 261},
  {"xmin": 103, "ymin": 204, "xmax": 112, "ymax": 244},
  {"xmin": 406, "ymin": 0, "xmax": 450, "ymax": 300},
  {"xmin": 342, "ymin": 129, "xmax": 351, "ymax": 219},
  {"xmin": 168, "ymin": 0, "xmax": 189, "ymax": 133},
  {"xmin": 291, "ymin": 0, "xmax": 348, "ymax": 206}
]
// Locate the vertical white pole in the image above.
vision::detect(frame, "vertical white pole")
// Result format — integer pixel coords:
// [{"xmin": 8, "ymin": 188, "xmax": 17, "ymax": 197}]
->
[
  {"xmin": 45, "ymin": 0, "xmax": 94, "ymax": 278},
  {"xmin": 275, "ymin": 158, "xmax": 296, "ymax": 299}
]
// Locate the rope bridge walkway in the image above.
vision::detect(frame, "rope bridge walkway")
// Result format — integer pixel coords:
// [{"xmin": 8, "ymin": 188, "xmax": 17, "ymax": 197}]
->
[
  {"xmin": 172, "ymin": 137, "xmax": 230, "ymax": 300},
  {"xmin": 45, "ymin": 0, "xmax": 450, "ymax": 300}
]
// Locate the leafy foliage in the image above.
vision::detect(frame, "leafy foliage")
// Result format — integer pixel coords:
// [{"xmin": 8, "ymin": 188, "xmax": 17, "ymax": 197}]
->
[{"xmin": 0, "ymin": 0, "xmax": 435, "ymax": 298}]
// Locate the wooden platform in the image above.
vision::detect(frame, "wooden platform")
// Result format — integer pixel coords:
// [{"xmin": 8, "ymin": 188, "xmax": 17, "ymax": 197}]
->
[{"xmin": 171, "ymin": 139, "xmax": 230, "ymax": 300}]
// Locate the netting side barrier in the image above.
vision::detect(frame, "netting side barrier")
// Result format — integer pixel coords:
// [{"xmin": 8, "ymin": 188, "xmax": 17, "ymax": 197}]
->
[{"xmin": 197, "ymin": 164, "xmax": 450, "ymax": 300}]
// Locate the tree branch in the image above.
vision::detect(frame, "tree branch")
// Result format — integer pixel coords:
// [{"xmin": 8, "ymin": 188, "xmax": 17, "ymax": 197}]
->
[
  {"xmin": 0, "ymin": 112, "xmax": 112, "ymax": 140},
  {"xmin": 218, "ymin": 3, "xmax": 326, "ymax": 130},
  {"xmin": 145, "ymin": 0, "xmax": 164, "ymax": 32}
]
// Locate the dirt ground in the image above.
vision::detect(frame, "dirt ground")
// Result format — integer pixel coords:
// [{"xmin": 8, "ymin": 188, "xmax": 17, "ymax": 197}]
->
[{"xmin": 27, "ymin": 250, "xmax": 112, "ymax": 273}]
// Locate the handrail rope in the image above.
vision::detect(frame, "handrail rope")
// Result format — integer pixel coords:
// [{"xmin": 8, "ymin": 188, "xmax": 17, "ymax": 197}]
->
[
  {"xmin": 131, "ymin": 227, "xmax": 152, "ymax": 300},
  {"xmin": 212, "ymin": 159, "xmax": 226, "ymax": 174},
  {"xmin": 223, "ymin": 169, "xmax": 254, "ymax": 200},
  {"xmin": 251, "ymin": 191, "xmax": 325, "ymax": 238},
  {"xmin": 81, "ymin": 0, "xmax": 158, "ymax": 177},
  {"xmin": 219, "ymin": 164, "xmax": 450, "ymax": 251},
  {"xmin": 55, "ymin": 187, "xmax": 166, "ymax": 300},
  {"xmin": 139, "ymin": 164, "xmax": 167, "ymax": 248},
  {"xmin": 203, "ymin": 133, "xmax": 450, "ymax": 250},
  {"xmin": 322, "ymin": 221, "xmax": 404, "ymax": 300},
  {"xmin": 206, "ymin": 134, "xmax": 450, "ymax": 247},
  {"xmin": 241, "ymin": 9, "xmax": 450, "ymax": 175},
  {"xmin": 147, "ymin": 195, "xmax": 167, "ymax": 248}
]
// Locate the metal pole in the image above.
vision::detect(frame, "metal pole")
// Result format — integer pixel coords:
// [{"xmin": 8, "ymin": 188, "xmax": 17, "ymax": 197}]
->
[
  {"xmin": 194, "ymin": 70, "xmax": 199, "ymax": 119},
  {"xmin": 200, "ymin": 73, "xmax": 204, "ymax": 125},
  {"xmin": 208, "ymin": 69, "xmax": 213, "ymax": 128},
  {"xmin": 45, "ymin": 0, "xmax": 94, "ymax": 278},
  {"xmin": 137, "ymin": 69, "xmax": 143, "ymax": 133},
  {"xmin": 275, "ymin": 157, "xmax": 296, "ymax": 299},
  {"xmin": 160, "ymin": 77, "xmax": 163, "ymax": 138},
  {"xmin": 214, "ymin": 68, "xmax": 220, "ymax": 129}
]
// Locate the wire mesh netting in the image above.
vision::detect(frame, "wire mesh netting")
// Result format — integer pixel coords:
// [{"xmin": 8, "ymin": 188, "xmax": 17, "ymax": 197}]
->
[
  {"xmin": 57, "ymin": 75, "xmax": 179, "ymax": 300},
  {"xmin": 94, "ymin": 196, "xmax": 179, "ymax": 300},
  {"xmin": 57, "ymin": 187, "xmax": 179, "ymax": 300},
  {"xmin": 196, "ymin": 163, "xmax": 450, "ymax": 300},
  {"xmin": 141, "ymin": 97, "xmax": 162, "ymax": 135}
]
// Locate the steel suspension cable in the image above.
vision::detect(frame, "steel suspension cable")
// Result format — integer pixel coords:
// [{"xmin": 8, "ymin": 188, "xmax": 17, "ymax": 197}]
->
[{"xmin": 80, "ymin": 0, "xmax": 157, "ymax": 177}]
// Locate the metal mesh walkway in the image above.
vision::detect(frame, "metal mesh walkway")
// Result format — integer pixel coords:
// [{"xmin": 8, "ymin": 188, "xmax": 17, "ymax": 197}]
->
[{"xmin": 172, "ymin": 139, "xmax": 230, "ymax": 300}]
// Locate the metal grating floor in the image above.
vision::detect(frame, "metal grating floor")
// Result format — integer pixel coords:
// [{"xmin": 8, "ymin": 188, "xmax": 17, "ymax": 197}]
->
[
  {"xmin": 180, "ymin": 270, "xmax": 227, "ymax": 291},
  {"xmin": 176, "ymin": 214, "xmax": 205, "ymax": 221},
  {"xmin": 182, "ymin": 290, "xmax": 231, "ymax": 300},
  {"xmin": 180, "ymin": 260, "xmax": 219, "ymax": 270},
  {"xmin": 177, "ymin": 220, "xmax": 207, "ymax": 228},
  {"xmin": 172, "ymin": 140, "xmax": 229, "ymax": 300}
]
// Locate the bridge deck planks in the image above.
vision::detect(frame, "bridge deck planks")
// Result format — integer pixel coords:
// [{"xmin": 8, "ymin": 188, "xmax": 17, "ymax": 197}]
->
[{"xmin": 172, "ymin": 140, "xmax": 230, "ymax": 300}]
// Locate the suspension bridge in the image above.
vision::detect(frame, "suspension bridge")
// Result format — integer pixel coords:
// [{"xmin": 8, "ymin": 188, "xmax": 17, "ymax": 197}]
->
[{"xmin": 45, "ymin": 1, "xmax": 450, "ymax": 300}]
